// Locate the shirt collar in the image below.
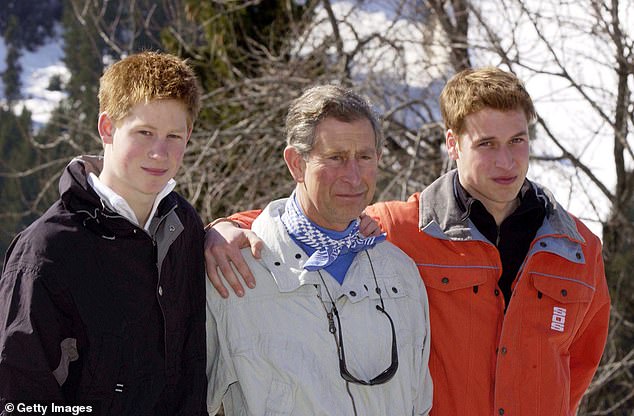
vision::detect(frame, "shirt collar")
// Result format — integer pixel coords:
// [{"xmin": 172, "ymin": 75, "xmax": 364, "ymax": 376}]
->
[
  {"xmin": 453, "ymin": 173, "xmax": 532, "ymax": 221},
  {"xmin": 87, "ymin": 173, "xmax": 176, "ymax": 231}
]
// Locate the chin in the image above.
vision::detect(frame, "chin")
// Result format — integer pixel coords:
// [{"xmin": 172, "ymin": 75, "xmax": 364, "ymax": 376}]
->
[{"xmin": 340, "ymin": 209, "xmax": 364, "ymax": 222}]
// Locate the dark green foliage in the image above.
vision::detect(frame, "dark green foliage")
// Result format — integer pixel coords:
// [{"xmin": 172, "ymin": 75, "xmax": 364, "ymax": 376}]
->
[
  {"xmin": 0, "ymin": 107, "xmax": 39, "ymax": 256},
  {"xmin": 59, "ymin": 0, "xmax": 103, "ymax": 143},
  {"xmin": 47, "ymin": 74, "xmax": 64, "ymax": 91},
  {"xmin": 2, "ymin": 15, "xmax": 22, "ymax": 103},
  {"xmin": 0, "ymin": 0, "xmax": 63, "ymax": 51},
  {"xmin": 2, "ymin": 42, "xmax": 22, "ymax": 103},
  {"xmin": 1, "ymin": 0, "xmax": 63, "ymax": 103},
  {"xmin": 160, "ymin": 0, "xmax": 310, "ymax": 220}
]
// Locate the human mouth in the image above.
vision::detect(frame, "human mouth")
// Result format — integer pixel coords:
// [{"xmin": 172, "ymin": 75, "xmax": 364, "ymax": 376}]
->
[
  {"xmin": 335, "ymin": 191, "xmax": 366, "ymax": 200},
  {"xmin": 142, "ymin": 167, "xmax": 169, "ymax": 176},
  {"xmin": 493, "ymin": 176, "xmax": 517, "ymax": 185}
]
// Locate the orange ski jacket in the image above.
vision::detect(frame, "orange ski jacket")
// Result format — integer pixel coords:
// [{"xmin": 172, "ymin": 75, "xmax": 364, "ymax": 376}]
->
[{"xmin": 366, "ymin": 171, "xmax": 610, "ymax": 416}]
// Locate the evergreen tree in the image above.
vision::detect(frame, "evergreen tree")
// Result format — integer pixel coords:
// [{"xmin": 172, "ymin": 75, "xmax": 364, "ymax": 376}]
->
[
  {"xmin": 0, "ymin": 0, "xmax": 63, "ymax": 51},
  {"xmin": 2, "ymin": 15, "xmax": 22, "ymax": 103},
  {"xmin": 0, "ymin": 0, "xmax": 63, "ymax": 102},
  {"xmin": 59, "ymin": 0, "xmax": 103, "ymax": 147},
  {"xmin": 0, "ymin": 106, "xmax": 38, "ymax": 256},
  {"xmin": 159, "ymin": 1, "xmax": 311, "ymax": 219}
]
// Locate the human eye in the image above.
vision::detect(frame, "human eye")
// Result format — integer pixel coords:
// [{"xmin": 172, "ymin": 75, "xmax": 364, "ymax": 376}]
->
[
  {"xmin": 511, "ymin": 136, "xmax": 527, "ymax": 144},
  {"xmin": 358, "ymin": 153, "xmax": 375, "ymax": 161},
  {"xmin": 137, "ymin": 130, "xmax": 153, "ymax": 137},
  {"xmin": 477, "ymin": 140, "xmax": 493, "ymax": 147},
  {"xmin": 167, "ymin": 133, "xmax": 184, "ymax": 140}
]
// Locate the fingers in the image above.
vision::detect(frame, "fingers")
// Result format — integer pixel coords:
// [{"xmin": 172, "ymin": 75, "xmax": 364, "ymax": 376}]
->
[
  {"xmin": 204, "ymin": 220, "xmax": 260, "ymax": 297},
  {"xmin": 205, "ymin": 241, "xmax": 247, "ymax": 297},
  {"xmin": 246, "ymin": 232, "xmax": 264, "ymax": 260},
  {"xmin": 215, "ymin": 248, "xmax": 247, "ymax": 297},
  {"xmin": 359, "ymin": 212, "xmax": 382, "ymax": 237},
  {"xmin": 205, "ymin": 249, "xmax": 229, "ymax": 298},
  {"xmin": 224, "ymin": 246, "xmax": 256, "ymax": 290},
  {"xmin": 205, "ymin": 230, "xmax": 232, "ymax": 298},
  {"xmin": 238, "ymin": 232, "xmax": 263, "ymax": 289}
]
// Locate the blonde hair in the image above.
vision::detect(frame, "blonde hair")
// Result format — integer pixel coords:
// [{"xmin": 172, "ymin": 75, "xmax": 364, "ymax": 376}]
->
[
  {"xmin": 440, "ymin": 67, "xmax": 536, "ymax": 134},
  {"xmin": 98, "ymin": 51, "xmax": 201, "ymax": 129}
]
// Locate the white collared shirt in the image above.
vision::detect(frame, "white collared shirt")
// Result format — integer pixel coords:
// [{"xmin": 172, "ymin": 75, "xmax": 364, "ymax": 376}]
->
[{"xmin": 87, "ymin": 173, "xmax": 176, "ymax": 231}]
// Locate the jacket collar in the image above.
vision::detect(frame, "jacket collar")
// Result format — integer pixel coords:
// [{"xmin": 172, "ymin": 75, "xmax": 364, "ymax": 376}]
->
[
  {"xmin": 252, "ymin": 198, "xmax": 389, "ymax": 302},
  {"xmin": 59, "ymin": 156, "xmax": 180, "ymax": 239},
  {"xmin": 418, "ymin": 169, "xmax": 585, "ymax": 243},
  {"xmin": 252, "ymin": 199, "xmax": 321, "ymax": 292}
]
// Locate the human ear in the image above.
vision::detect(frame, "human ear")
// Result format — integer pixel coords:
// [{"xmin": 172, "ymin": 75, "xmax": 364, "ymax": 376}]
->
[
  {"xmin": 283, "ymin": 146, "xmax": 306, "ymax": 183},
  {"xmin": 446, "ymin": 129, "xmax": 460, "ymax": 161},
  {"xmin": 98, "ymin": 113, "xmax": 115, "ymax": 145}
]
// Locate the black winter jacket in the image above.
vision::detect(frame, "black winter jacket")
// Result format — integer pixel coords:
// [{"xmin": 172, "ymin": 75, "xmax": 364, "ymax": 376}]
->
[{"xmin": 0, "ymin": 156, "xmax": 207, "ymax": 415}]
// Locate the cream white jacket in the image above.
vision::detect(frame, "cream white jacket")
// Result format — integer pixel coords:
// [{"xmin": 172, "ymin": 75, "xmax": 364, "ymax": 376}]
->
[{"xmin": 206, "ymin": 198, "xmax": 432, "ymax": 415}]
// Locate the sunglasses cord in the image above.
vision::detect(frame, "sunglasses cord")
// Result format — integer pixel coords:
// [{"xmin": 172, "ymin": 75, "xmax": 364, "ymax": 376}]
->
[{"xmin": 315, "ymin": 275, "xmax": 359, "ymax": 416}]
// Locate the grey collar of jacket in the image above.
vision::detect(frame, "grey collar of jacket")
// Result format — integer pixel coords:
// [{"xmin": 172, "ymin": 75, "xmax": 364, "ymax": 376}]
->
[{"xmin": 418, "ymin": 170, "xmax": 585, "ymax": 244}]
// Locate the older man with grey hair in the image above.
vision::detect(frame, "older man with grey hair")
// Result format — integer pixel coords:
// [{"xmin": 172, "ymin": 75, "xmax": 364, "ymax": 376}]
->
[{"xmin": 206, "ymin": 85, "xmax": 432, "ymax": 415}]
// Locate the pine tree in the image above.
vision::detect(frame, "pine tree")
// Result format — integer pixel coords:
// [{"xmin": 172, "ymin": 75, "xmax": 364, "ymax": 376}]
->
[
  {"xmin": 0, "ymin": 0, "xmax": 62, "ymax": 50},
  {"xmin": 0, "ymin": 106, "xmax": 38, "ymax": 256},
  {"xmin": 2, "ymin": 16, "xmax": 22, "ymax": 103},
  {"xmin": 159, "ymin": 1, "xmax": 310, "ymax": 219}
]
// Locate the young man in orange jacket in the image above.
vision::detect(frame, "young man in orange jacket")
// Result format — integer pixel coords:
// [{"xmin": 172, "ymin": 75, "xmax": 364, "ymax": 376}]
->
[{"xmin": 204, "ymin": 67, "xmax": 610, "ymax": 416}]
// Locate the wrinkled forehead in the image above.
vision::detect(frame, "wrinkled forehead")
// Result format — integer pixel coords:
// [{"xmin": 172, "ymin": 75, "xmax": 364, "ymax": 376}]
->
[{"xmin": 312, "ymin": 117, "xmax": 377, "ymax": 152}]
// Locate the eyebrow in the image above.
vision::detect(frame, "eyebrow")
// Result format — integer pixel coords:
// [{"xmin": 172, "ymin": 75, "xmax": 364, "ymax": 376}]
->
[
  {"xmin": 510, "ymin": 129, "xmax": 529, "ymax": 137},
  {"xmin": 133, "ymin": 122, "xmax": 188, "ymax": 134},
  {"xmin": 475, "ymin": 130, "xmax": 529, "ymax": 142}
]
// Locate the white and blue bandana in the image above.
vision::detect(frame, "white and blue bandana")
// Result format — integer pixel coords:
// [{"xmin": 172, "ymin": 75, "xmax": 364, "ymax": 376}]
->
[{"xmin": 281, "ymin": 193, "xmax": 386, "ymax": 271}]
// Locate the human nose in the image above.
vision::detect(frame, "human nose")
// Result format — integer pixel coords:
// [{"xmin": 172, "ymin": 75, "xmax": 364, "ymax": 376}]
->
[
  {"xmin": 148, "ymin": 138, "xmax": 169, "ymax": 160},
  {"xmin": 495, "ymin": 146, "xmax": 514, "ymax": 169},
  {"xmin": 341, "ymin": 159, "xmax": 362, "ymax": 185}
]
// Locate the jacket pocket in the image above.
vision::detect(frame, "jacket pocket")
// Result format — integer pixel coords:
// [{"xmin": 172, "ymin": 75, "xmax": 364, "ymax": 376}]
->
[
  {"xmin": 531, "ymin": 272, "xmax": 594, "ymax": 303},
  {"xmin": 530, "ymin": 272, "xmax": 595, "ymax": 341},
  {"xmin": 370, "ymin": 276, "xmax": 408, "ymax": 300},
  {"xmin": 421, "ymin": 265, "xmax": 491, "ymax": 292}
]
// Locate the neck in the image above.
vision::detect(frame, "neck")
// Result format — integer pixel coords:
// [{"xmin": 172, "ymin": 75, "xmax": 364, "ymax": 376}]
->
[
  {"xmin": 294, "ymin": 187, "xmax": 350, "ymax": 232},
  {"xmin": 125, "ymin": 195, "xmax": 155, "ymax": 227}
]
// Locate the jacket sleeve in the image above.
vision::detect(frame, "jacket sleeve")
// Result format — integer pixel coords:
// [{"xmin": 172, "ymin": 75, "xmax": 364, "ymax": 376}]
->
[
  {"xmin": 176, "ymin": 211, "xmax": 209, "ymax": 415},
  {"xmin": 226, "ymin": 210, "xmax": 262, "ymax": 229},
  {"xmin": 568, "ymin": 238, "xmax": 611, "ymax": 412},
  {"xmin": 0, "ymin": 241, "xmax": 71, "ymax": 404},
  {"xmin": 205, "ymin": 281, "xmax": 238, "ymax": 415},
  {"xmin": 365, "ymin": 196, "xmax": 420, "ymax": 237}
]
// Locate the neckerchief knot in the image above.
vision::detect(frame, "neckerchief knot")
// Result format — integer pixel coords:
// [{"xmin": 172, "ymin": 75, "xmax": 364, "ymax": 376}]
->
[{"xmin": 281, "ymin": 194, "xmax": 386, "ymax": 271}]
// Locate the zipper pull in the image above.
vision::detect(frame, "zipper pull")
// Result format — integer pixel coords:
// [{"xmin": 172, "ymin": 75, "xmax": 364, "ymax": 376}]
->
[{"xmin": 327, "ymin": 311, "xmax": 336, "ymax": 334}]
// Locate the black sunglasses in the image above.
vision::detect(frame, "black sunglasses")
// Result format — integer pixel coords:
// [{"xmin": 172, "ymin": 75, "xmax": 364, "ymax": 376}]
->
[{"xmin": 317, "ymin": 252, "xmax": 399, "ymax": 385}]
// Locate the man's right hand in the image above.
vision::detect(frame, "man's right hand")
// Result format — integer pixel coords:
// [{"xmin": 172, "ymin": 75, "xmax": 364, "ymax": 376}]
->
[{"xmin": 205, "ymin": 220, "xmax": 263, "ymax": 298}]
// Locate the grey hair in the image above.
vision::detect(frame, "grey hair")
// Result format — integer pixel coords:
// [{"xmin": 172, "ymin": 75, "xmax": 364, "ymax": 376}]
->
[{"xmin": 285, "ymin": 85, "xmax": 384, "ymax": 156}]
